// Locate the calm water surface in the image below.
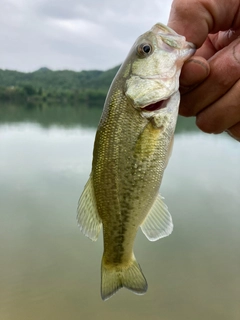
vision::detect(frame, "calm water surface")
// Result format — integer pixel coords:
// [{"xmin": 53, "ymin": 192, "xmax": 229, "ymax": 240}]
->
[{"xmin": 0, "ymin": 106, "xmax": 240, "ymax": 320}]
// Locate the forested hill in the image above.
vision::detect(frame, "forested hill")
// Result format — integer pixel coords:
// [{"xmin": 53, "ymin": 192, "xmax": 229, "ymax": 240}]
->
[
  {"xmin": 0, "ymin": 65, "xmax": 120, "ymax": 106},
  {"xmin": 0, "ymin": 66, "xmax": 120, "ymax": 90}
]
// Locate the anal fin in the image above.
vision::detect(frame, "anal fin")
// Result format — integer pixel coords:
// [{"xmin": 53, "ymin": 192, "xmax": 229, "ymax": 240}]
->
[
  {"xmin": 141, "ymin": 194, "xmax": 173, "ymax": 241},
  {"xmin": 77, "ymin": 175, "xmax": 102, "ymax": 241}
]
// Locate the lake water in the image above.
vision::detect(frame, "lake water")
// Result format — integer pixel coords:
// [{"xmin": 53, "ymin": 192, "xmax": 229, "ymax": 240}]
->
[{"xmin": 0, "ymin": 105, "xmax": 240, "ymax": 320}]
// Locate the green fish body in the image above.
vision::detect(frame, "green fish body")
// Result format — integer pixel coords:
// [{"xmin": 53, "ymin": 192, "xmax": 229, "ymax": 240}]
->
[{"xmin": 78, "ymin": 23, "xmax": 195, "ymax": 300}]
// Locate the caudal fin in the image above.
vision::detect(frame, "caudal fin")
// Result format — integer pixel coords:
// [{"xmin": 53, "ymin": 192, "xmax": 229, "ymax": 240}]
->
[{"xmin": 101, "ymin": 255, "xmax": 148, "ymax": 301}]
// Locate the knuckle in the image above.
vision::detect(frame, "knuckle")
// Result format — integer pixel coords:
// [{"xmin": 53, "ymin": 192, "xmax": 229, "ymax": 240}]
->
[
  {"xmin": 196, "ymin": 112, "xmax": 222, "ymax": 134},
  {"xmin": 179, "ymin": 101, "xmax": 196, "ymax": 117},
  {"xmin": 179, "ymin": 107, "xmax": 193, "ymax": 117},
  {"xmin": 227, "ymin": 123, "xmax": 240, "ymax": 141}
]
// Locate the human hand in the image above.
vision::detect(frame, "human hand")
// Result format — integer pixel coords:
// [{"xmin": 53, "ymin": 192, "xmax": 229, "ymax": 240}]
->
[{"xmin": 168, "ymin": 0, "xmax": 240, "ymax": 141}]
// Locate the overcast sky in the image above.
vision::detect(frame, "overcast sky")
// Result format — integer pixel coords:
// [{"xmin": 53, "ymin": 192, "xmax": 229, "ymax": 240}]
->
[{"xmin": 0, "ymin": 0, "xmax": 172, "ymax": 72}]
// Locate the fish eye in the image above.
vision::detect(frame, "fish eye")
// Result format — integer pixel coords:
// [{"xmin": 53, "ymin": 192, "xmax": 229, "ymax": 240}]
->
[
  {"xmin": 142, "ymin": 44, "xmax": 151, "ymax": 53},
  {"xmin": 137, "ymin": 43, "xmax": 152, "ymax": 57}
]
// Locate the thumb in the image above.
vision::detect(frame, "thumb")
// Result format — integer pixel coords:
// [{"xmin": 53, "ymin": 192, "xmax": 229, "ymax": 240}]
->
[
  {"xmin": 168, "ymin": 0, "xmax": 212, "ymax": 47},
  {"xmin": 168, "ymin": 0, "xmax": 240, "ymax": 47}
]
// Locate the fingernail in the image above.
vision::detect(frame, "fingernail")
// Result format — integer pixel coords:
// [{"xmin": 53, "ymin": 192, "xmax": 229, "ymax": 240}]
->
[
  {"xmin": 179, "ymin": 85, "xmax": 195, "ymax": 94},
  {"xmin": 180, "ymin": 58, "xmax": 210, "ymax": 87}
]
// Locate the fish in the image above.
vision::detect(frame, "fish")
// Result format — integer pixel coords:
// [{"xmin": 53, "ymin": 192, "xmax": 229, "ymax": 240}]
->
[{"xmin": 77, "ymin": 22, "xmax": 195, "ymax": 301}]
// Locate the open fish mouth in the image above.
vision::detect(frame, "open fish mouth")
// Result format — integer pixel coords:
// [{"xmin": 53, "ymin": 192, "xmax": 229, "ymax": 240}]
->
[{"xmin": 143, "ymin": 98, "xmax": 169, "ymax": 112}]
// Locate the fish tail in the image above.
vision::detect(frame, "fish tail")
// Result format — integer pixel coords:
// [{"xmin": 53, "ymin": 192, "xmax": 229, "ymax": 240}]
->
[{"xmin": 101, "ymin": 254, "xmax": 148, "ymax": 301}]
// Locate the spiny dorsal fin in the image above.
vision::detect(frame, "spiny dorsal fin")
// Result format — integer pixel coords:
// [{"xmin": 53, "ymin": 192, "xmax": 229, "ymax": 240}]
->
[
  {"xmin": 140, "ymin": 194, "xmax": 173, "ymax": 241},
  {"xmin": 77, "ymin": 176, "xmax": 102, "ymax": 241}
]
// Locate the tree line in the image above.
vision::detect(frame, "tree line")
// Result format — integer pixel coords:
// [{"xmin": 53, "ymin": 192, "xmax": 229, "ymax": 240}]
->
[{"xmin": 0, "ymin": 65, "xmax": 120, "ymax": 107}]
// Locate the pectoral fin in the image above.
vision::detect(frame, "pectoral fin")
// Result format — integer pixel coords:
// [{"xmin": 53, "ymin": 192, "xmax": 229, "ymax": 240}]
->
[
  {"xmin": 77, "ymin": 175, "xmax": 102, "ymax": 241},
  {"xmin": 140, "ymin": 194, "xmax": 173, "ymax": 241}
]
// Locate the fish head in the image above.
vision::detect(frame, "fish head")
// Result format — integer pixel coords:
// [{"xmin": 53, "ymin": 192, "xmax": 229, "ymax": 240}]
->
[{"xmin": 123, "ymin": 23, "xmax": 195, "ymax": 123}]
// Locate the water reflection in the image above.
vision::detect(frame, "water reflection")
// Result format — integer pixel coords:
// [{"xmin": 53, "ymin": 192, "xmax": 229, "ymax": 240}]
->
[
  {"xmin": 0, "ymin": 103, "xmax": 102, "ymax": 128},
  {"xmin": 0, "ymin": 109, "xmax": 240, "ymax": 320},
  {"xmin": 0, "ymin": 103, "xmax": 196, "ymax": 132}
]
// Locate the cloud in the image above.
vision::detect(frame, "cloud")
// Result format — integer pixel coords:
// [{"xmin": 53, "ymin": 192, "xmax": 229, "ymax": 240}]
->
[{"xmin": 0, "ymin": 0, "xmax": 172, "ymax": 72}]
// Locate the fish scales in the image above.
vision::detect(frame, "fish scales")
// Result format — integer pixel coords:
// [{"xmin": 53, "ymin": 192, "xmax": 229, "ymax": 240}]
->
[
  {"xmin": 94, "ymin": 92, "xmax": 146, "ymax": 264},
  {"xmin": 77, "ymin": 22, "xmax": 195, "ymax": 300}
]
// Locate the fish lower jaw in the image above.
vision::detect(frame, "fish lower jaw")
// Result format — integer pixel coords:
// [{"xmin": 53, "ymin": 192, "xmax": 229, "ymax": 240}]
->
[
  {"xmin": 140, "ymin": 98, "xmax": 170, "ymax": 118},
  {"xmin": 143, "ymin": 98, "xmax": 169, "ymax": 112}
]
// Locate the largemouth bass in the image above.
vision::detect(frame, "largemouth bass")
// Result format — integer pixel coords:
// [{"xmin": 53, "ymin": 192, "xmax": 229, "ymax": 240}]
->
[{"xmin": 77, "ymin": 23, "xmax": 195, "ymax": 301}]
